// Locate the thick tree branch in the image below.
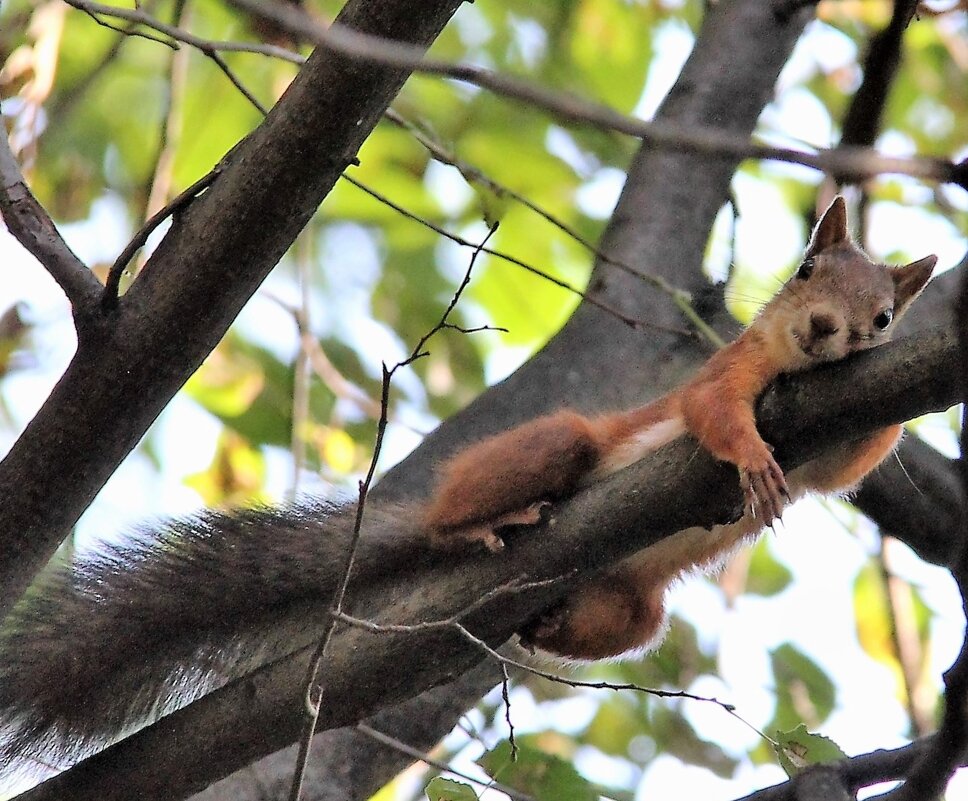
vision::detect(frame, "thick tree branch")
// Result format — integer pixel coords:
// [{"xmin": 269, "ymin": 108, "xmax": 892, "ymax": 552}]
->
[
  {"xmin": 840, "ymin": 0, "xmax": 918, "ymax": 152},
  {"xmin": 0, "ymin": 0, "xmax": 465, "ymax": 618},
  {"xmin": 856, "ymin": 435, "xmax": 963, "ymax": 567},
  {"xmin": 17, "ymin": 325, "xmax": 961, "ymax": 801}
]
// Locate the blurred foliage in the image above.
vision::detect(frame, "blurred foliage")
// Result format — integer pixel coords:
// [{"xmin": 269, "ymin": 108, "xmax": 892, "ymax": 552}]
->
[
  {"xmin": 1, "ymin": 0, "xmax": 966, "ymax": 797},
  {"xmin": 479, "ymin": 739, "xmax": 599, "ymax": 801}
]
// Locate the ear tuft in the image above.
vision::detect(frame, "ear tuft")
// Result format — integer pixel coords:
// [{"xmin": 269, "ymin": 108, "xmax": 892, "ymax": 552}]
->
[
  {"xmin": 893, "ymin": 254, "xmax": 936, "ymax": 314},
  {"xmin": 807, "ymin": 196, "xmax": 849, "ymax": 255}
]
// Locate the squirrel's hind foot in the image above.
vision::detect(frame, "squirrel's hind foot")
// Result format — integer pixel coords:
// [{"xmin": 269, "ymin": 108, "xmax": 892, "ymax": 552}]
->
[{"xmin": 429, "ymin": 501, "xmax": 552, "ymax": 553}]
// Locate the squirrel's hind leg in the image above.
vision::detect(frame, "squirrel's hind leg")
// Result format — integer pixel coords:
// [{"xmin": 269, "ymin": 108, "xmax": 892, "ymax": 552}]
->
[
  {"xmin": 423, "ymin": 410, "xmax": 606, "ymax": 550},
  {"xmin": 520, "ymin": 567, "xmax": 669, "ymax": 659}
]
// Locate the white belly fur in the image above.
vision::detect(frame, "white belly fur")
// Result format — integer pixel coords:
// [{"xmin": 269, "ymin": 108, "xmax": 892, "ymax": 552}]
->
[{"xmin": 592, "ymin": 415, "xmax": 686, "ymax": 478}]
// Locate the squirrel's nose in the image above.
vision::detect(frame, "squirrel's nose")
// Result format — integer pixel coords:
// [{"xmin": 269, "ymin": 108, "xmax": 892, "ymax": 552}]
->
[{"xmin": 809, "ymin": 312, "xmax": 839, "ymax": 340}]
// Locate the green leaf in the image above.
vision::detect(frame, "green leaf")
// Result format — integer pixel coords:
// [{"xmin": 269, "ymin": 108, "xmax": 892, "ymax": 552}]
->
[
  {"xmin": 774, "ymin": 724, "xmax": 848, "ymax": 777},
  {"xmin": 425, "ymin": 777, "xmax": 479, "ymax": 801}
]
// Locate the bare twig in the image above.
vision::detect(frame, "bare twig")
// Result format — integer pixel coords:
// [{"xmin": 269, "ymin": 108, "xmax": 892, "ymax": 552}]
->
[
  {"xmin": 342, "ymin": 174, "xmax": 691, "ymax": 338},
  {"xmin": 102, "ymin": 166, "xmax": 223, "ymax": 309},
  {"xmin": 63, "ymin": 0, "xmax": 304, "ymax": 63},
  {"xmin": 499, "ymin": 661, "xmax": 517, "ymax": 761},
  {"xmin": 384, "ymin": 109, "xmax": 724, "ymax": 346},
  {"xmin": 208, "ymin": 49, "xmax": 269, "ymax": 115},
  {"xmin": 61, "ymin": 0, "xmax": 964, "ymax": 188},
  {"xmin": 333, "ymin": 602, "xmax": 743, "ymax": 718},
  {"xmin": 61, "ymin": 0, "xmax": 965, "ymax": 334},
  {"xmin": 288, "ymin": 225, "xmax": 498, "ymax": 801},
  {"xmin": 0, "ymin": 134, "xmax": 101, "ymax": 315},
  {"xmin": 77, "ymin": 6, "xmax": 176, "ymax": 47},
  {"xmin": 223, "ymin": 0, "xmax": 962, "ymax": 187}
]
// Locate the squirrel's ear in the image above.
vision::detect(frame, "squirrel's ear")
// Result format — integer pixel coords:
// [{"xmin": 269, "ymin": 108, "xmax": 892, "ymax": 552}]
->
[
  {"xmin": 807, "ymin": 196, "xmax": 849, "ymax": 255},
  {"xmin": 892, "ymin": 254, "xmax": 937, "ymax": 314}
]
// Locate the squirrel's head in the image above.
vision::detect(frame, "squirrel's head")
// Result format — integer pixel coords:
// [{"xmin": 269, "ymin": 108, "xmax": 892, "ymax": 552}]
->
[{"xmin": 762, "ymin": 196, "xmax": 936, "ymax": 370}]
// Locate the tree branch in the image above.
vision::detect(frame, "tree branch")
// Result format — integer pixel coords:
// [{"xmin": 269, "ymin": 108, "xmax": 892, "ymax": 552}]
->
[
  {"xmin": 69, "ymin": 0, "xmax": 966, "ymax": 186},
  {"xmin": 16, "ymin": 324, "xmax": 961, "ymax": 801},
  {"xmin": 869, "ymin": 246, "xmax": 968, "ymax": 801},
  {"xmin": 839, "ymin": 0, "xmax": 919, "ymax": 152},
  {"xmin": 0, "ymin": 135, "xmax": 102, "ymax": 315}
]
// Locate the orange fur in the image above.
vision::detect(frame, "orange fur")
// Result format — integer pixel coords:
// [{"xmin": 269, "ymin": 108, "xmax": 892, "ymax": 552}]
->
[{"xmin": 423, "ymin": 410, "xmax": 607, "ymax": 547}]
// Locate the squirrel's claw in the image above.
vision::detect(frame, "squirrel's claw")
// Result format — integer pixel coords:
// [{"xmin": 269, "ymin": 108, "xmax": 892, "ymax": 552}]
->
[{"xmin": 741, "ymin": 451, "xmax": 789, "ymax": 525}]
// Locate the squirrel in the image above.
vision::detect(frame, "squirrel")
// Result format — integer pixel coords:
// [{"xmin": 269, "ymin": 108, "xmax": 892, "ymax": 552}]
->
[
  {"xmin": 422, "ymin": 196, "xmax": 935, "ymax": 659},
  {"xmin": 0, "ymin": 197, "xmax": 936, "ymax": 775}
]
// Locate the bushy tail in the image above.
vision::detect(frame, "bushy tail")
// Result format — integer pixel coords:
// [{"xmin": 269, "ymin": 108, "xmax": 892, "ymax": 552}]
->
[{"xmin": 0, "ymin": 500, "xmax": 419, "ymax": 776}]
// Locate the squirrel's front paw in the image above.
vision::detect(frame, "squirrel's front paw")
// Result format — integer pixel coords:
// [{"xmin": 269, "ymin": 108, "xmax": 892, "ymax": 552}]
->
[{"xmin": 739, "ymin": 447, "xmax": 789, "ymax": 524}]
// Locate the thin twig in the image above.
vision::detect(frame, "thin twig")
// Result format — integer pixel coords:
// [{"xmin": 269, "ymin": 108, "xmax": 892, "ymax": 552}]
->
[
  {"xmin": 63, "ymin": 0, "xmax": 962, "ymax": 335},
  {"xmin": 63, "ymin": 0, "xmax": 963, "ymax": 187},
  {"xmin": 342, "ymin": 174, "xmax": 691, "ymax": 337},
  {"xmin": 102, "ymin": 158, "xmax": 226, "ymax": 309},
  {"xmin": 338, "ymin": 607, "xmax": 742, "ymax": 715},
  {"xmin": 222, "ymin": 0, "xmax": 962, "ymax": 187},
  {"xmin": 79, "ymin": 6, "xmax": 176, "ymax": 47},
  {"xmin": 208, "ymin": 49, "xmax": 269, "ymax": 115},
  {"xmin": 0, "ymin": 133, "xmax": 102, "ymax": 315},
  {"xmin": 287, "ymin": 225, "xmax": 498, "ymax": 801},
  {"xmin": 329, "ymin": 570, "xmax": 754, "ymax": 727},
  {"xmin": 64, "ymin": 0, "xmax": 304, "ymax": 63},
  {"xmin": 385, "ymin": 109, "xmax": 724, "ymax": 346},
  {"xmin": 499, "ymin": 661, "xmax": 517, "ymax": 761}
]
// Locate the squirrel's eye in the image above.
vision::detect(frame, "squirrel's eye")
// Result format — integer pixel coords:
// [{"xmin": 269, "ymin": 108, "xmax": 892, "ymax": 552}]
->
[
  {"xmin": 873, "ymin": 309, "xmax": 894, "ymax": 330},
  {"xmin": 796, "ymin": 257, "xmax": 815, "ymax": 280}
]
